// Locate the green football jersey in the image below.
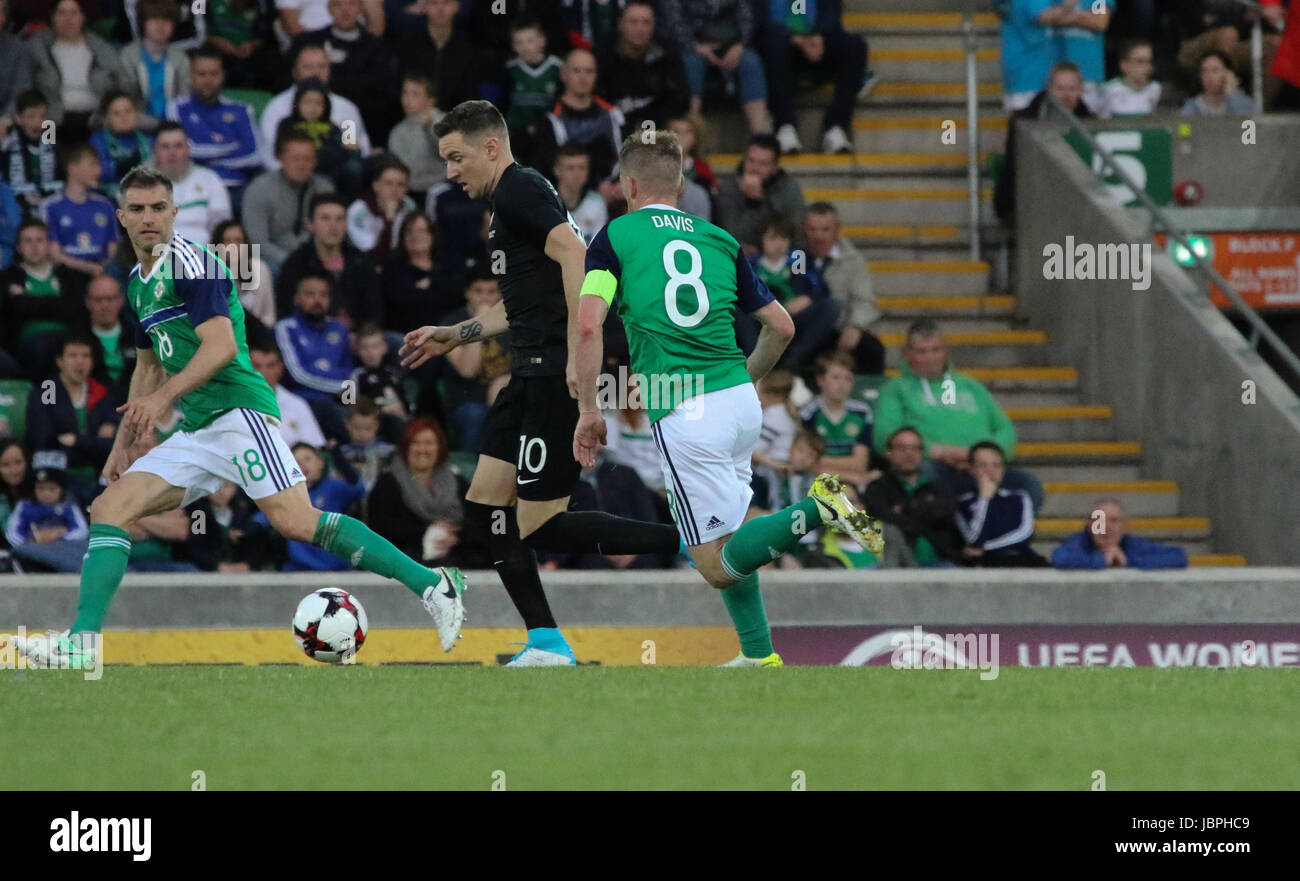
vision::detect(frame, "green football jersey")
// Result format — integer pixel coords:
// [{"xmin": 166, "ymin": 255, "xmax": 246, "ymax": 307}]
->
[
  {"xmin": 582, "ymin": 205, "xmax": 775, "ymax": 424},
  {"xmin": 126, "ymin": 235, "xmax": 279, "ymax": 432},
  {"xmin": 799, "ymin": 396, "xmax": 873, "ymax": 457}
]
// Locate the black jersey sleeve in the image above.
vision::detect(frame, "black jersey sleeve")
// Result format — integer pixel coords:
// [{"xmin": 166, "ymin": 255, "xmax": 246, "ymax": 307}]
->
[
  {"xmin": 584, "ymin": 225, "xmax": 621, "ymax": 277},
  {"xmin": 735, "ymin": 248, "xmax": 777, "ymax": 314},
  {"xmin": 498, "ymin": 170, "xmax": 572, "ymax": 250}
]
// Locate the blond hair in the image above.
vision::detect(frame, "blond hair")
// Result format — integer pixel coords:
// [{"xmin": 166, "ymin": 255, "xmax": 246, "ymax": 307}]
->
[{"xmin": 618, "ymin": 129, "xmax": 683, "ymax": 195}]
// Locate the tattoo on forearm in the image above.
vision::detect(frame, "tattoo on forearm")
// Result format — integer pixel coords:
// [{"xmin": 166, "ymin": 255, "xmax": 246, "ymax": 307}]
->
[{"xmin": 459, "ymin": 321, "xmax": 483, "ymax": 343}]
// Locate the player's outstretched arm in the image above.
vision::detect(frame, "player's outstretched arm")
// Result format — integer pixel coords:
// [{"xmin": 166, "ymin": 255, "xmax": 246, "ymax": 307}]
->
[
  {"xmin": 399, "ymin": 301, "xmax": 511, "ymax": 369},
  {"xmin": 103, "ymin": 347, "xmax": 168, "ymax": 482},
  {"xmin": 117, "ymin": 317, "xmax": 238, "ymax": 440},
  {"xmin": 746, "ymin": 300, "xmax": 796, "ymax": 383}
]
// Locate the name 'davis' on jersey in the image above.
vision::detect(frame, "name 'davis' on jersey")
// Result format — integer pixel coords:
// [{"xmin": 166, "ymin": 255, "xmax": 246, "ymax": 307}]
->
[{"xmin": 652, "ymin": 214, "xmax": 695, "ymax": 233}]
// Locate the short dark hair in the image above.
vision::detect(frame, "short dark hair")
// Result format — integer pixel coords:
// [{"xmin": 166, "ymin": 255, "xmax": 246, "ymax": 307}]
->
[
  {"xmin": 347, "ymin": 397, "xmax": 381, "ymax": 420},
  {"xmin": 1200, "ymin": 49, "xmax": 1234, "ymax": 72},
  {"xmin": 119, "ymin": 165, "xmax": 174, "ymax": 199},
  {"xmin": 17, "ymin": 218, "xmax": 48, "ymax": 237},
  {"xmin": 792, "ymin": 428, "xmax": 827, "ymax": 459},
  {"xmin": 250, "ymin": 341, "xmax": 282, "ymax": 359},
  {"xmin": 747, "ymin": 133, "xmax": 781, "ymax": 159},
  {"xmin": 370, "ymin": 154, "xmax": 411, "ymax": 183},
  {"xmin": 275, "ymin": 128, "xmax": 317, "ymax": 157},
  {"xmin": 401, "ymin": 71, "xmax": 434, "ymax": 97},
  {"xmin": 187, "ymin": 44, "xmax": 224, "ymax": 65},
  {"xmin": 1118, "ymin": 37, "xmax": 1153, "ymax": 62},
  {"xmin": 757, "ymin": 213, "xmax": 796, "ymax": 241},
  {"xmin": 887, "ymin": 426, "xmax": 923, "ymax": 450},
  {"xmin": 154, "ymin": 120, "xmax": 186, "ymax": 140},
  {"xmin": 212, "ymin": 219, "xmax": 245, "ymax": 243},
  {"xmin": 137, "ymin": 0, "xmax": 179, "ymax": 24},
  {"xmin": 1049, "ymin": 60, "xmax": 1083, "ymax": 81},
  {"xmin": 806, "ymin": 201, "xmax": 838, "ymax": 220},
  {"xmin": 355, "ymin": 322, "xmax": 384, "ymax": 339},
  {"xmin": 61, "ymin": 141, "xmax": 98, "ymax": 167},
  {"xmin": 509, "ymin": 15, "xmax": 545, "ymax": 37},
  {"xmin": 98, "ymin": 89, "xmax": 135, "ymax": 118},
  {"xmin": 57, "ymin": 330, "xmax": 95, "ymax": 357},
  {"xmin": 968, "ymin": 440, "xmax": 1006, "ymax": 465},
  {"xmin": 432, "ymin": 100, "xmax": 508, "ymax": 142},
  {"xmin": 815, "ymin": 351, "xmax": 856, "ymax": 377},
  {"xmin": 555, "ymin": 141, "xmax": 590, "ymax": 161},
  {"xmin": 15, "ymin": 89, "xmax": 47, "ymax": 114},
  {"xmin": 295, "ymin": 271, "xmax": 334, "ymax": 294},
  {"xmin": 308, "ymin": 192, "xmax": 347, "ymax": 219},
  {"xmin": 466, "ymin": 265, "xmax": 499, "ymax": 288}
]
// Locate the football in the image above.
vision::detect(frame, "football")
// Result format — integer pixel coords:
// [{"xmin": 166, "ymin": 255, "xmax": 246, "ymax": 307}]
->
[{"xmin": 293, "ymin": 588, "xmax": 369, "ymax": 663}]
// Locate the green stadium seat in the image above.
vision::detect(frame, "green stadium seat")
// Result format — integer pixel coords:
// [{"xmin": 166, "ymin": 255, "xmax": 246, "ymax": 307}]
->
[
  {"xmin": 224, "ymin": 88, "xmax": 274, "ymax": 121},
  {"xmin": 853, "ymin": 373, "xmax": 888, "ymax": 405},
  {"xmin": 0, "ymin": 379, "xmax": 32, "ymax": 443}
]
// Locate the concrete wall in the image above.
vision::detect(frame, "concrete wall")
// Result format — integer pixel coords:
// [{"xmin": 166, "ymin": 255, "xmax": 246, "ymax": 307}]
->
[
  {"xmin": 3, "ymin": 569, "xmax": 1299, "ymax": 629},
  {"xmin": 1014, "ymin": 120, "xmax": 1300, "ymax": 565}
]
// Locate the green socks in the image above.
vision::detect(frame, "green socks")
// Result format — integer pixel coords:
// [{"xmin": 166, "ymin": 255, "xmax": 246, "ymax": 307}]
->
[
  {"xmin": 719, "ymin": 497, "xmax": 824, "ymax": 579},
  {"xmin": 720, "ymin": 574, "xmax": 773, "ymax": 658},
  {"xmin": 70, "ymin": 524, "xmax": 133, "ymax": 633},
  {"xmin": 313, "ymin": 512, "xmax": 442, "ymax": 597}
]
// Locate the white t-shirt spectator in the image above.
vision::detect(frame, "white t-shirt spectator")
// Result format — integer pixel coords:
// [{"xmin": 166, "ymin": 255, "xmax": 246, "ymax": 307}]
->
[
  {"xmin": 169, "ymin": 163, "xmax": 232, "ymax": 245},
  {"xmin": 568, "ymin": 190, "xmax": 608, "ymax": 243},
  {"xmin": 51, "ymin": 42, "xmax": 98, "ymax": 114},
  {"xmin": 277, "ymin": 0, "xmax": 333, "ymax": 33},
  {"xmin": 755, "ymin": 403, "xmax": 797, "ymax": 462},
  {"xmin": 274, "ymin": 383, "xmax": 327, "ymax": 448},
  {"xmin": 259, "ymin": 87, "xmax": 371, "ymax": 169},
  {"xmin": 1098, "ymin": 78, "xmax": 1161, "ymax": 118},
  {"xmin": 601, "ymin": 411, "xmax": 665, "ymax": 492}
]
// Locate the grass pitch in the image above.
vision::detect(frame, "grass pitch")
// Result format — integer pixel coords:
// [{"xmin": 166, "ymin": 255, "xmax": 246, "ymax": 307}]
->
[{"xmin": 3, "ymin": 666, "xmax": 1297, "ymax": 790}]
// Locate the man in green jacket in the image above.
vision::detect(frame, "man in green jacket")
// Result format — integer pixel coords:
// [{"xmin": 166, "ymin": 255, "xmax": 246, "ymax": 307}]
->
[{"xmin": 873, "ymin": 319, "xmax": 1043, "ymax": 510}]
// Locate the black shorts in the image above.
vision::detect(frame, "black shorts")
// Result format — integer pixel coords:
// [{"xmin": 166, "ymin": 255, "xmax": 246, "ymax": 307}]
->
[{"xmin": 478, "ymin": 374, "xmax": 581, "ymax": 501}]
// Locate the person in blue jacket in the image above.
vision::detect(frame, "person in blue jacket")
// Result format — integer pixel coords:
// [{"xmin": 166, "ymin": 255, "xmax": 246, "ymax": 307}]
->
[{"xmin": 1051, "ymin": 497, "xmax": 1188, "ymax": 570}]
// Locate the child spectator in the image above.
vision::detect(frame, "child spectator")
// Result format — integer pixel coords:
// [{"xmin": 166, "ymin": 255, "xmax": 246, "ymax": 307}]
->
[
  {"xmin": 388, "ymin": 72, "xmax": 447, "ymax": 197},
  {"xmin": 740, "ymin": 213, "xmax": 840, "ymax": 368},
  {"xmin": 504, "ymin": 16, "xmax": 564, "ymax": 156},
  {"xmin": 90, "ymin": 92, "xmax": 155, "ymax": 200},
  {"xmin": 799, "ymin": 352, "xmax": 878, "ymax": 491},
  {"xmin": 441, "ymin": 270, "xmax": 510, "ymax": 451},
  {"xmin": 339, "ymin": 398, "xmax": 397, "ymax": 493},
  {"xmin": 274, "ymin": 77, "xmax": 363, "ymax": 199},
  {"xmin": 1, "ymin": 220, "xmax": 88, "ymax": 381},
  {"xmin": 4, "ymin": 451, "xmax": 89, "ymax": 573},
  {"xmin": 255, "ymin": 442, "xmax": 366, "ymax": 571},
  {"xmin": 1098, "ymin": 38, "xmax": 1161, "ymax": 119},
  {"xmin": 954, "ymin": 441, "xmax": 1047, "ymax": 567},
  {"xmin": 118, "ymin": 0, "xmax": 191, "ymax": 130},
  {"xmin": 666, "ymin": 114, "xmax": 716, "ymax": 219},
  {"xmin": 39, "ymin": 144, "xmax": 120, "ymax": 282},
  {"xmin": 751, "ymin": 368, "xmax": 798, "ymax": 510},
  {"xmin": 553, "ymin": 143, "xmax": 607, "ymax": 243},
  {"xmin": 346, "ymin": 156, "xmax": 416, "ymax": 267},
  {"xmin": 349, "ymin": 323, "xmax": 408, "ymax": 442},
  {"xmin": 248, "ymin": 342, "xmax": 327, "ymax": 449},
  {"xmin": 771, "ymin": 428, "xmax": 824, "ymax": 512},
  {"xmin": 1, "ymin": 90, "xmax": 65, "ymax": 212},
  {"xmin": 1051, "ymin": 498, "xmax": 1188, "ymax": 570}
]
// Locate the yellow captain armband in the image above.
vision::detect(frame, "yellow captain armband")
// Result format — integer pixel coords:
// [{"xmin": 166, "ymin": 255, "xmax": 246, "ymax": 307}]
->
[{"xmin": 580, "ymin": 269, "xmax": 618, "ymax": 305}]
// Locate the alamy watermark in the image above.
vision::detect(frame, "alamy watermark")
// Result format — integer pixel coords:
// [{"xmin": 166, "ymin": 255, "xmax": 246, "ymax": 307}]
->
[
  {"xmin": 1042, "ymin": 236, "xmax": 1152, "ymax": 291},
  {"xmin": 889, "ymin": 625, "xmax": 1000, "ymax": 681},
  {"xmin": 150, "ymin": 241, "xmax": 261, "ymax": 290},
  {"xmin": 596, "ymin": 365, "xmax": 707, "ymax": 420},
  {"xmin": 0, "ymin": 627, "xmax": 103, "ymax": 680}
]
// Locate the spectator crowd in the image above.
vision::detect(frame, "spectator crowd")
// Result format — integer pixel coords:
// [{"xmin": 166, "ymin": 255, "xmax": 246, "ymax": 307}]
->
[{"xmin": 0, "ymin": 0, "xmax": 1207, "ymax": 574}]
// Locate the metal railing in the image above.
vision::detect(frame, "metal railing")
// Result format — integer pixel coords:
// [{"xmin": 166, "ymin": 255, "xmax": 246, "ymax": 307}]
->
[
  {"xmin": 1047, "ymin": 95, "xmax": 1300, "ymax": 387},
  {"xmin": 963, "ymin": 2, "xmax": 982, "ymax": 262}
]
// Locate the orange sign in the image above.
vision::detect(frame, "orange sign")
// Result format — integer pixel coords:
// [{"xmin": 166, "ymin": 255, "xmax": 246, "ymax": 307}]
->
[{"xmin": 1158, "ymin": 232, "xmax": 1300, "ymax": 308}]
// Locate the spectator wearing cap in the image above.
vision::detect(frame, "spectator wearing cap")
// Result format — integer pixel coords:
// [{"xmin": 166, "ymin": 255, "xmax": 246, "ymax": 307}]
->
[
  {"xmin": 274, "ymin": 192, "xmax": 380, "ymax": 326},
  {"xmin": 24, "ymin": 332, "xmax": 119, "ymax": 501},
  {"xmin": 242, "ymin": 132, "xmax": 337, "ymax": 270},
  {"xmin": 801, "ymin": 202, "xmax": 885, "ymax": 374},
  {"xmin": 119, "ymin": 0, "xmax": 191, "ymax": 131},
  {"xmin": 954, "ymin": 440, "xmax": 1048, "ymax": 567},
  {"xmin": 715, "ymin": 133, "xmax": 806, "ymax": 256},
  {"xmin": 594, "ymin": 1, "xmax": 689, "ymax": 140},
  {"xmin": 873, "ymin": 319, "xmax": 1044, "ymax": 513},
  {"xmin": 863, "ymin": 426, "xmax": 964, "ymax": 568},
  {"xmin": 1051, "ymin": 498, "xmax": 1188, "ymax": 570},
  {"xmin": 659, "ymin": 0, "xmax": 770, "ymax": 137},
  {"xmin": 756, "ymin": 0, "xmax": 868, "ymax": 155},
  {"xmin": 530, "ymin": 49, "xmax": 624, "ymax": 195},
  {"xmin": 29, "ymin": 0, "xmax": 124, "ymax": 137},
  {"xmin": 4, "ymin": 451, "xmax": 90, "ymax": 573}
]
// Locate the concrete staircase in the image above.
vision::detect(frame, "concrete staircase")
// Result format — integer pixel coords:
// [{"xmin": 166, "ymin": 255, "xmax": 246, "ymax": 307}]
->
[{"xmin": 706, "ymin": 0, "xmax": 1245, "ymax": 565}]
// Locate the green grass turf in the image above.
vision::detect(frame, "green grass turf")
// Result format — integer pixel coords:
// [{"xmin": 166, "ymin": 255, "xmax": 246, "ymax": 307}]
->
[{"xmin": 2, "ymin": 666, "xmax": 1297, "ymax": 789}]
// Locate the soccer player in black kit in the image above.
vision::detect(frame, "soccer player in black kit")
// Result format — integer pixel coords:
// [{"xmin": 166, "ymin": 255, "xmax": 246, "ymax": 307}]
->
[{"xmin": 400, "ymin": 101, "xmax": 680, "ymax": 666}]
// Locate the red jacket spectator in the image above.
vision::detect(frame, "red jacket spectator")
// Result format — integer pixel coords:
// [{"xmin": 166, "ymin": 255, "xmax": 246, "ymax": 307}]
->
[{"xmin": 1263, "ymin": 1, "xmax": 1300, "ymax": 87}]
